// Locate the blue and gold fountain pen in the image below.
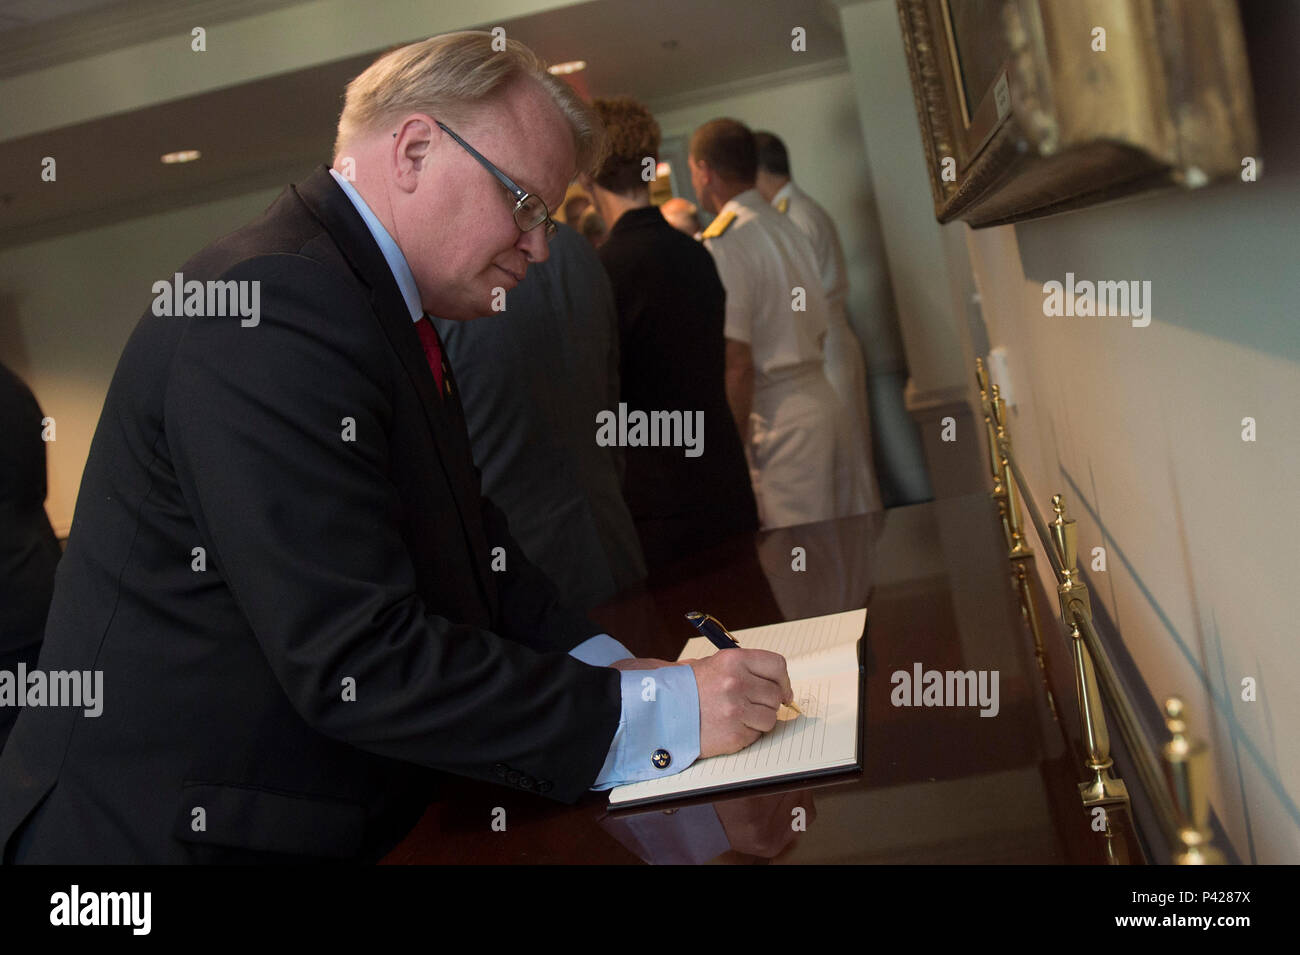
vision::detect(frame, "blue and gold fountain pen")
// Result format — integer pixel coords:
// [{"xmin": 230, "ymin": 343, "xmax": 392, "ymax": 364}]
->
[
  {"xmin": 685, "ymin": 611, "xmax": 802, "ymax": 715},
  {"xmin": 684, "ymin": 611, "xmax": 741, "ymax": 650}
]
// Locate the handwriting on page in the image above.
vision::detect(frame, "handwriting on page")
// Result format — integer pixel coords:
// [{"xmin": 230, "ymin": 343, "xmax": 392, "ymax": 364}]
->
[
  {"xmin": 696, "ymin": 678, "xmax": 830, "ymax": 779},
  {"xmin": 609, "ymin": 608, "xmax": 864, "ymax": 806}
]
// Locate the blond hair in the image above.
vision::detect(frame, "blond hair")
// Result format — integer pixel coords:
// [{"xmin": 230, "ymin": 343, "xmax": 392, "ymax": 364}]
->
[{"xmin": 334, "ymin": 31, "xmax": 608, "ymax": 175}]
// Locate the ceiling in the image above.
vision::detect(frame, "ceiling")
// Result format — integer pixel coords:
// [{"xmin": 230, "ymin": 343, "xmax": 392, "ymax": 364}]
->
[
  {"xmin": 0, "ymin": 0, "xmax": 126, "ymax": 34},
  {"xmin": 0, "ymin": 0, "xmax": 848, "ymax": 248},
  {"xmin": 0, "ymin": 0, "xmax": 315, "ymax": 73}
]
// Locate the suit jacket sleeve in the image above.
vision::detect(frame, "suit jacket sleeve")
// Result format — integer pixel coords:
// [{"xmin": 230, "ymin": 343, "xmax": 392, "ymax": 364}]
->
[{"xmin": 163, "ymin": 253, "xmax": 621, "ymax": 802}]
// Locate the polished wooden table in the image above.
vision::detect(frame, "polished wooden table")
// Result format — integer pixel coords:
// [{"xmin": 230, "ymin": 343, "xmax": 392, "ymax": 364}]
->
[{"xmin": 383, "ymin": 491, "xmax": 1145, "ymax": 864}]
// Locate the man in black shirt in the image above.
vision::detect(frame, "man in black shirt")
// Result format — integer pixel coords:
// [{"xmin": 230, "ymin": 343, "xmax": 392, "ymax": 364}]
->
[{"xmin": 582, "ymin": 97, "xmax": 758, "ymax": 570}]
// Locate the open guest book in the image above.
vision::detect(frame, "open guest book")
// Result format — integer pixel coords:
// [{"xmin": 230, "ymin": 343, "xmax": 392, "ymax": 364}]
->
[{"xmin": 608, "ymin": 608, "xmax": 866, "ymax": 809}]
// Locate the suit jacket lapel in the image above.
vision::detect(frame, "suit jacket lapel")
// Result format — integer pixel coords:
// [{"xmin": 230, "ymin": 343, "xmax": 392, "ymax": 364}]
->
[{"xmin": 292, "ymin": 166, "xmax": 496, "ymax": 612}]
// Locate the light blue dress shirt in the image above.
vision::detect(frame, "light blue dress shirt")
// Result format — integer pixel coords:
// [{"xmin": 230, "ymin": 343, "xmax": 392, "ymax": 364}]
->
[{"xmin": 326, "ymin": 168, "xmax": 701, "ymax": 788}]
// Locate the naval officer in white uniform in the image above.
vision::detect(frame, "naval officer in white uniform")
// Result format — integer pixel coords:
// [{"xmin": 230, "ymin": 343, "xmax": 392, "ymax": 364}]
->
[
  {"xmin": 688, "ymin": 118, "xmax": 873, "ymax": 529},
  {"xmin": 754, "ymin": 131, "xmax": 879, "ymax": 513}
]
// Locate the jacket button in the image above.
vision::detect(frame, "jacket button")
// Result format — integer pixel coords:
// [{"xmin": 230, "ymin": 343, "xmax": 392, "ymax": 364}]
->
[
  {"xmin": 651, "ymin": 748, "xmax": 671, "ymax": 769},
  {"xmin": 519, "ymin": 775, "xmax": 535, "ymax": 790},
  {"xmin": 493, "ymin": 763, "xmax": 508, "ymax": 778},
  {"xmin": 537, "ymin": 780, "xmax": 553, "ymax": 794},
  {"xmin": 506, "ymin": 770, "xmax": 521, "ymax": 785}
]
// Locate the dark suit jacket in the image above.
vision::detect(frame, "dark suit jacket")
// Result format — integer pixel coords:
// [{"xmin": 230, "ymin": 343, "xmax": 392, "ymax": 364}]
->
[
  {"xmin": 0, "ymin": 363, "xmax": 61, "ymax": 657},
  {"xmin": 0, "ymin": 166, "xmax": 622, "ymax": 863},
  {"xmin": 598, "ymin": 206, "xmax": 758, "ymax": 570},
  {"xmin": 434, "ymin": 223, "xmax": 646, "ymax": 613}
]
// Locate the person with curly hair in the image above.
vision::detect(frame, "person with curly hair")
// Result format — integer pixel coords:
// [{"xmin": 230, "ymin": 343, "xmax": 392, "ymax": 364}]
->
[{"xmin": 581, "ymin": 96, "xmax": 758, "ymax": 570}]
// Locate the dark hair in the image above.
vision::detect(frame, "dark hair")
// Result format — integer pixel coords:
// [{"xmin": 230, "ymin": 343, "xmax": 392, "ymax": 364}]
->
[
  {"xmin": 589, "ymin": 96, "xmax": 661, "ymax": 195},
  {"xmin": 689, "ymin": 118, "xmax": 757, "ymax": 185},
  {"xmin": 753, "ymin": 131, "xmax": 790, "ymax": 177}
]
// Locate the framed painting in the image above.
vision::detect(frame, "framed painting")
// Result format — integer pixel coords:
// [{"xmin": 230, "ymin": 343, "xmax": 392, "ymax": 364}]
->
[{"xmin": 896, "ymin": 0, "xmax": 1259, "ymax": 226}]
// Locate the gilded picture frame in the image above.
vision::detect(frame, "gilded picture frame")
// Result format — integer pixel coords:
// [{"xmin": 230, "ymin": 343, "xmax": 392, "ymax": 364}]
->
[{"xmin": 896, "ymin": 0, "xmax": 1259, "ymax": 227}]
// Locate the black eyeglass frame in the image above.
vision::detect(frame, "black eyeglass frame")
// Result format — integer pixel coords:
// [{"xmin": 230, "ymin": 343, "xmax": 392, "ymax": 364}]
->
[{"xmin": 434, "ymin": 120, "xmax": 558, "ymax": 240}]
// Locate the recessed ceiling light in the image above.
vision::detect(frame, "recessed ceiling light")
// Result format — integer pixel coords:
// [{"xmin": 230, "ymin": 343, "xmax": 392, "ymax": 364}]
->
[
  {"xmin": 547, "ymin": 60, "xmax": 586, "ymax": 75},
  {"xmin": 161, "ymin": 150, "xmax": 201, "ymax": 164}
]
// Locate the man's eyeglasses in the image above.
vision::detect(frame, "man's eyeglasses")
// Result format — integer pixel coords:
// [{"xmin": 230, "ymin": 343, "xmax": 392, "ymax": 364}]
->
[{"xmin": 434, "ymin": 120, "xmax": 558, "ymax": 241}]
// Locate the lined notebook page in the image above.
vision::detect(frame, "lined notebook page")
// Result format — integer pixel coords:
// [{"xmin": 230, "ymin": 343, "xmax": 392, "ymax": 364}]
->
[
  {"xmin": 676, "ymin": 608, "xmax": 864, "ymax": 663},
  {"xmin": 608, "ymin": 608, "xmax": 865, "ymax": 807}
]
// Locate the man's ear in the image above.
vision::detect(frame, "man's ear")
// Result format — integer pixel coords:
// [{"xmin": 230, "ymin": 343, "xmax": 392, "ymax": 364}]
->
[{"xmin": 392, "ymin": 114, "xmax": 435, "ymax": 193}]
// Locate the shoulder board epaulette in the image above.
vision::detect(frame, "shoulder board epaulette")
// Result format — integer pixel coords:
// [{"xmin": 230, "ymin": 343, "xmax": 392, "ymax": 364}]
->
[{"xmin": 701, "ymin": 209, "xmax": 737, "ymax": 239}]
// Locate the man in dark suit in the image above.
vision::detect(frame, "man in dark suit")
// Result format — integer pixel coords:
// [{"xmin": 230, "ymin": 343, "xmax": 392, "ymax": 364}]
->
[
  {"xmin": 0, "ymin": 32, "xmax": 791, "ymax": 863},
  {"xmin": 0, "ymin": 362, "xmax": 62, "ymax": 752},
  {"xmin": 433, "ymin": 221, "xmax": 647, "ymax": 613}
]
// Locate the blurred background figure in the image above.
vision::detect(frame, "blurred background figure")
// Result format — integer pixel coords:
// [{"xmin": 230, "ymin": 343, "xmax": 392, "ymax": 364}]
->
[
  {"xmin": 659, "ymin": 197, "xmax": 701, "ymax": 238},
  {"xmin": 578, "ymin": 206, "xmax": 608, "ymax": 249},
  {"xmin": 0, "ymin": 362, "xmax": 61, "ymax": 751},
  {"xmin": 582, "ymin": 96, "xmax": 758, "ymax": 570},
  {"xmin": 755, "ymin": 131, "xmax": 879, "ymax": 511},
  {"xmin": 690, "ymin": 118, "xmax": 873, "ymax": 529},
  {"xmin": 566, "ymin": 183, "xmax": 608, "ymax": 248},
  {"xmin": 560, "ymin": 183, "xmax": 592, "ymax": 228},
  {"xmin": 433, "ymin": 222, "xmax": 647, "ymax": 612}
]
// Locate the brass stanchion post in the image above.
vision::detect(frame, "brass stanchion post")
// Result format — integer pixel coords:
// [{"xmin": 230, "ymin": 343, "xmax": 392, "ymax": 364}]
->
[
  {"xmin": 974, "ymin": 359, "xmax": 1006, "ymax": 500},
  {"xmin": 1162, "ymin": 698, "xmax": 1225, "ymax": 864},
  {"xmin": 991, "ymin": 386, "xmax": 1032, "ymax": 559},
  {"xmin": 1051, "ymin": 494, "xmax": 1127, "ymax": 808}
]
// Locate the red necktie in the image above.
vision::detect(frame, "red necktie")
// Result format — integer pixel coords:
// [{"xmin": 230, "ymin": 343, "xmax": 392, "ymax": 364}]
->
[{"xmin": 414, "ymin": 315, "xmax": 446, "ymax": 397}]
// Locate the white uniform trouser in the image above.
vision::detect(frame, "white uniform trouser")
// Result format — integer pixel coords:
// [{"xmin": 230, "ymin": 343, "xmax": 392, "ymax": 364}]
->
[
  {"xmin": 748, "ymin": 364, "xmax": 875, "ymax": 530},
  {"xmin": 822, "ymin": 312, "xmax": 881, "ymax": 513}
]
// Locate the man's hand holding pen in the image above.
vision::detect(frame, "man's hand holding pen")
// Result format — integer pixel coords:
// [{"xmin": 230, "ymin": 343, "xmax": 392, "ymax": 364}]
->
[
  {"xmin": 683, "ymin": 609, "xmax": 800, "ymax": 756},
  {"xmin": 608, "ymin": 651, "xmax": 795, "ymax": 757},
  {"xmin": 686, "ymin": 648, "xmax": 793, "ymax": 758},
  {"xmin": 609, "ymin": 611, "xmax": 796, "ymax": 759}
]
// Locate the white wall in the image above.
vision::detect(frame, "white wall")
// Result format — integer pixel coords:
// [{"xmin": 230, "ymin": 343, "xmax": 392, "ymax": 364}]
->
[
  {"xmin": 836, "ymin": 0, "xmax": 972, "ymax": 405},
  {"xmin": 955, "ymin": 6, "xmax": 1300, "ymax": 863},
  {"xmin": 0, "ymin": 184, "xmax": 287, "ymax": 534},
  {"xmin": 828, "ymin": 0, "xmax": 1299, "ymax": 864}
]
